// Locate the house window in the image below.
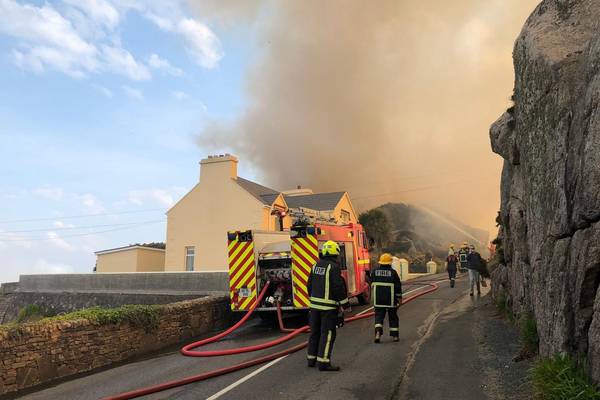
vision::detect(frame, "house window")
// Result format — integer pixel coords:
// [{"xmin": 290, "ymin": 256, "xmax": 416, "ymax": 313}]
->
[
  {"xmin": 185, "ymin": 246, "xmax": 195, "ymax": 271},
  {"xmin": 341, "ymin": 210, "xmax": 351, "ymax": 223}
]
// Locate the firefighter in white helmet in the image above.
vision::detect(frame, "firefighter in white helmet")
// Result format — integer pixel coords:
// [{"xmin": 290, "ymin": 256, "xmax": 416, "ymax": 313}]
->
[
  {"xmin": 371, "ymin": 253, "xmax": 402, "ymax": 343},
  {"xmin": 306, "ymin": 240, "xmax": 349, "ymax": 371}
]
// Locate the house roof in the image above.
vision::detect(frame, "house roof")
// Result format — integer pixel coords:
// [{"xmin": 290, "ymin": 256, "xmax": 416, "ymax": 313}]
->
[
  {"xmin": 260, "ymin": 193, "xmax": 281, "ymax": 205},
  {"xmin": 95, "ymin": 245, "xmax": 166, "ymax": 255},
  {"xmin": 236, "ymin": 177, "xmax": 280, "ymax": 205},
  {"xmin": 284, "ymin": 192, "xmax": 346, "ymax": 211}
]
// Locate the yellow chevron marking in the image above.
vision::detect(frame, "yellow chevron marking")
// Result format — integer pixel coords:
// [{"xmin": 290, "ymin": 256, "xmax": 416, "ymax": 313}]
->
[
  {"xmin": 293, "ymin": 273, "xmax": 308, "ymax": 289},
  {"xmin": 227, "ymin": 239, "xmax": 238, "ymax": 252},
  {"xmin": 229, "ymin": 244, "xmax": 253, "ymax": 273},
  {"xmin": 228, "ymin": 241, "xmax": 248, "ymax": 265},
  {"xmin": 292, "ymin": 255, "xmax": 312, "ymax": 277},
  {"xmin": 240, "ymin": 294, "xmax": 255, "ymax": 310},
  {"xmin": 231, "ymin": 255, "xmax": 255, "ymax": 287},
  {"xmin": 292, "ymin": 264, "xmax": 309, "ymax": 282},
  {"xmin": 293, "ymin": 289, "xmax": 309, "ymax": 307},
  {"xmin": 298, "ymin": 237, "xmax": 319, "ymax": 258},
  {"xmin": 293, "ymin": 243, "xmax": 317, "ymax": 267},
  {"xmin": 234, "ymin": 264, "xmax": 255, "ymax": 290}
]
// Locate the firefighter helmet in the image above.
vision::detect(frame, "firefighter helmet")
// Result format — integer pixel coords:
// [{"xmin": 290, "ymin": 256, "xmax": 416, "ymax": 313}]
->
[
  {"xmin": 322, "ymin": 240, "xmax": 340, "ymax": 256},
  {"xmin": 379, "ymin": 253, "xmax": 393, "ymax": 265}
]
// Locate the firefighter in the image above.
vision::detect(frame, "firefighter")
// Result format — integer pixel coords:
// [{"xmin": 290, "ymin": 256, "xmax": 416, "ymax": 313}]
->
[
  {"xmin": 457, "ymin": 242, "xmax": 469, "ymax": 273},
  {"xmin": 306, "ymin": 240, "xmax": 349, "ymax": 371},
  {"xmin": 446, "ymin": 252, "xmax": 458, "ymax": 288},
  {"xmin": 371, "ymin": 253, "xmax": 402, "ymax": 343},
  {"xmin": 448, "ymin": 243, "xmax": 455, "ymax": 256}
]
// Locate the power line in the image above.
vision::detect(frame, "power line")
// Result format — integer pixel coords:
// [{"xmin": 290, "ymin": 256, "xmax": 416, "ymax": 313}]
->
[
  {"xmin": 0, "ymin": 220, "xmax": 166, "ymax": 242},
  {"xmin": 0, "ymin": 220, "xmax": 165, "ymax": 235},
  {"xmin": 351, "ymin": 177, "xmax": 486, "ymax": 201},
  {"xmin": 0, "ymin": 208, "xmax": 165, "ymax": 224}
]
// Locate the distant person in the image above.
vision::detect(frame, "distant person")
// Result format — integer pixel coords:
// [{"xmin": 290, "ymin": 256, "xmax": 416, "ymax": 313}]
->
[
  {"xmin": 448, "ymin": 243, "xmax": 455, "ymax": 256},
  {"xmin": 457, "ymin": 242, "xmax": 469, "ymax": 273},
  {"xmin": 371, "ymin": 253, "xmax": 402, "ymax": 343},
  {"xmin": 307, "ymin": 240, "xmax": 349, "ymax": 371},
  {"xmin": 467, "ymin": 245, "xmax": 483, "ymax": 296},
  {"xmin": 446, "ymin": 253, "xmax": 458, "ymax": 288}
]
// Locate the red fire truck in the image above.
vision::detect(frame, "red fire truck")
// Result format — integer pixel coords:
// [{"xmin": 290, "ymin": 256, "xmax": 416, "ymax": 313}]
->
[{"xmin": 227, "ymin": 223, "xmax": 372, "ymax": 312}]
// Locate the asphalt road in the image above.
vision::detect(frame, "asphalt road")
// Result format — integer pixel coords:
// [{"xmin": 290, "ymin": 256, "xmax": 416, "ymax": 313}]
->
[{"xmin": 16, "ymin": 273, "xmax": 476, "ymax": 400}]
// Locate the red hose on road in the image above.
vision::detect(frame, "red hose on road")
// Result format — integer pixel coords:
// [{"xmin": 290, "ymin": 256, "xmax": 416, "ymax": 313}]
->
[{"xmin": 104, "ymin": 281, "xmax": 438, "ymax": 400}]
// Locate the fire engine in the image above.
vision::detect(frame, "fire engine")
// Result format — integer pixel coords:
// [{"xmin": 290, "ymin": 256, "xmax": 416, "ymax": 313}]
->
[{"xmin": 226, "ymin": 223, "xmax": 372, "ymax": 312}]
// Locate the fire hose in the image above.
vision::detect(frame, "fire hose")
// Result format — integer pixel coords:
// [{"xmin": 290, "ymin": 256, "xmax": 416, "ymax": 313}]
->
[{"xmin": 104, "ymin": 280, "xmax": 438, "ymax": 400}]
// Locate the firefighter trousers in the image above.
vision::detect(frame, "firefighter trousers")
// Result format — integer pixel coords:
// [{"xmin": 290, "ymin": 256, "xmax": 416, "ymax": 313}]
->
[
  {"xmin": 375, "ymin": 307, "xmax": 399, "ymax": 337},
  {"xmin": 448, "ymin": 267, "xmax": 457, "ymax": 287},
  {"xmin": 307, "ymin": 309, "xmax": 338, "ymax": 365}
]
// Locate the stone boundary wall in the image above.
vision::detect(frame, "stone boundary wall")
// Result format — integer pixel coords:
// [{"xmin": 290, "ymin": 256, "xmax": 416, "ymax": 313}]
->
[
  {"xmin": 18, "ymin": 272, "xmax": 229, "ymax": 294},
  {"xmin": 1, "ymin": 292, "xmax": 207, "ymax": 324},
  {"xmin": 0, "ymin": 283, "xmax": 18, "ymax": 295},
  {"xmin": 0, "ymin": 295, "xmax": 229, "ymax": 396}
]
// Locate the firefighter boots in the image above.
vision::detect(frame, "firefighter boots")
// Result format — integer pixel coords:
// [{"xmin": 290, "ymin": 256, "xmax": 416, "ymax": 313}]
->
[
  {"xmin": 374, "ymin": 331, "xmax": 381, "ymax": 343},
  {"xmin": 318, "ymin": 363, "xmax": 341, "ymax": 372}
]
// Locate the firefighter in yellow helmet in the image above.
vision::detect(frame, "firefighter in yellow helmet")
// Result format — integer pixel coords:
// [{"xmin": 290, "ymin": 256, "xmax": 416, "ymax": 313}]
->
[
  {"xmin": 306, "ymin": 240, "xmax": 349, "ymax": 371},
  {"xmin": 371, "ymin": 253, "xmax": 402, "ymax": 343},
  {"xmin": 458, "ymin": 242, "xmax": 469, "ymax": 273}
]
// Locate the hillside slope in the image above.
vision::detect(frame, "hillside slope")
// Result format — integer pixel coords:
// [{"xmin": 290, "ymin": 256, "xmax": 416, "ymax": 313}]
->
[{"xmin": 375, "ymin": 203, "xmax": 489, "ymax": 259}]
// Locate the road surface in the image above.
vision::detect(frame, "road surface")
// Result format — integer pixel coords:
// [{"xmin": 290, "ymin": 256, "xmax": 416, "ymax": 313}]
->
[{"xmin": 16, "ymin": 273, "xmax": 484, "ymax": 400}]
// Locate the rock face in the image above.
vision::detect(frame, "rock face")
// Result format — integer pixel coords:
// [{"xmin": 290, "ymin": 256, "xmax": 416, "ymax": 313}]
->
[{"xmin": 490, "ymin": 0, "xmax": 600, "ymax": 383}]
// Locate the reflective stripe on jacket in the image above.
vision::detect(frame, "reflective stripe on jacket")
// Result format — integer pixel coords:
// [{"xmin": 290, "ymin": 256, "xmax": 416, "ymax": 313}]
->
[
  {"xmin": 307, "ymin": 258, "xmax": 348, "ymax": 310},
  {"xmin": 371, "ymin": 264, "xmax": 402, "ymax": 308}
]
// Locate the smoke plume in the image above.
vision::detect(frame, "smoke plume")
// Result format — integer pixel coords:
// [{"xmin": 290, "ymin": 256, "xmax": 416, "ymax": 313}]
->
[{"xmin": 190, "ymin": 0, "xmax": 540, "ymax": 233}]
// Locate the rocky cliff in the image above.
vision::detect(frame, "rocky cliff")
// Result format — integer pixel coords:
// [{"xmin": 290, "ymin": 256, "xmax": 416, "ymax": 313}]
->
[{"xmin": 490, "ymin": 0, "xmax": 600, "ymax": 383}]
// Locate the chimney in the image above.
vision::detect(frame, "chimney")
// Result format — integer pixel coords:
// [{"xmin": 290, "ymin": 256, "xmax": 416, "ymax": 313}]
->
[{"xmin": 199, "ymin": 154, "xmax": 238, "ymax": 183}]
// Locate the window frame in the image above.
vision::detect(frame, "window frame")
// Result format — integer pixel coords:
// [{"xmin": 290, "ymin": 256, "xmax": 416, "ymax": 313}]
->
[{"xmin": 185, "ymin": 246, "xmax": 195, "ymax": 272}]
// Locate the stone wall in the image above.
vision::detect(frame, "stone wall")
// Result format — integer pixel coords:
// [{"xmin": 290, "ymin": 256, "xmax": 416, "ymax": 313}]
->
[
  {"xmin": 490, "ymin": 0, "xmax": 600, "ymax": 384},
  {"xmin": 1, "ymin": 292, "xmax": 207, "ymax": 324},
  {"xmin": 17, "ymin": 272, "xmax": 229, "ymax": 294},
  {"xmin": 0, "ymin": 295, "xmax": 229, "ymax": 396}
]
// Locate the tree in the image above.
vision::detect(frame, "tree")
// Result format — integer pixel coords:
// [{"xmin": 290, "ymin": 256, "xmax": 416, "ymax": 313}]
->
[{"xmin": 358, "ymin": 209, "xmax": 392, "ymax": 253}]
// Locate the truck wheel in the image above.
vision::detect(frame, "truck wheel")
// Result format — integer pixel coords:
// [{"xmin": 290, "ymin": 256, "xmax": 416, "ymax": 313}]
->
[{"xmin": 357, "ymin": 285, "xmax": 371, "ymax": 305}]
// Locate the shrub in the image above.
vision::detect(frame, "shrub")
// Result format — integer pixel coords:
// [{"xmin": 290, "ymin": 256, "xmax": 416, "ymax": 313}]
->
[
  {"xmin": 16, "ymin": 304, "xmax": 44, "ymax": 323},
  {"xmin": 530, "ymin": 354, "xmax": 600, "ymax": 400},
  {"xmin": 46, "ymin": 304, "xmax": 161, "ymax": 333}
]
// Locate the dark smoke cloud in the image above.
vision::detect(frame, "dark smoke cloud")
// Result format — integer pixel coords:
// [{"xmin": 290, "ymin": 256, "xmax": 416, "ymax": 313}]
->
[{"xmin": 190, "ymin": 0, "xmax": 540, "ymax": 234}]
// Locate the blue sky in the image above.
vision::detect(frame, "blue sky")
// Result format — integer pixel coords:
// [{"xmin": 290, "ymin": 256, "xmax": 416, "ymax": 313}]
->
[{"xmin": 0, "ymin": 0, "xmax": 257, "ymax": 282}]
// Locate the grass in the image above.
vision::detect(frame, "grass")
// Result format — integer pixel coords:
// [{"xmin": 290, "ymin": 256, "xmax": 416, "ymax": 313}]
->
[
  {"xmin": 495, "ymin": 290, "xmax": 513, "ymax": 322},
  {"xmin": 520, "ymin": 313, "xmax": 539, "ymax": 356},
  {"xmin": 2, "ymin": 304, "xmax": 161, "ymax": 333},
  {"xmin": 530, "ymin": 354, "xmax": 600, "ymax": 400},
  {"xmin": 495, "ymin": 293, "xmax": 538, "ymax": 357}
]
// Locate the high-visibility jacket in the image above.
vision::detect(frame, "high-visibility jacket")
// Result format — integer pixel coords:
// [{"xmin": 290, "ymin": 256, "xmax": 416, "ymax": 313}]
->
[
  {"xmin": 371, "ymin": 264, "xmax": 402, "ymax": 308},
  {"xmin": 307, "ymin": 257, "xmax": 349, "ymax": 311},
  {"xmin": 458, "ymin": 249, "xmax": 469, "ymax": 266}
]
